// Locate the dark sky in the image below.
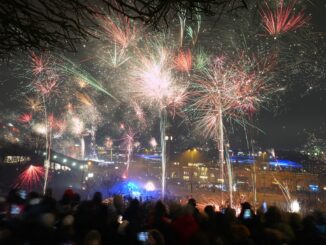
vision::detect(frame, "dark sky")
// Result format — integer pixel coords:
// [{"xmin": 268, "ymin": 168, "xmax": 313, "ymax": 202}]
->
[{"xmin": 256, "ymin": 1, "xmax": 326, "ymax": 149}]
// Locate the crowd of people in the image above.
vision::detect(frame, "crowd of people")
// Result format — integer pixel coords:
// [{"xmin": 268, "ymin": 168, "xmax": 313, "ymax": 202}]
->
[{"xmin": 0, "ymin": 188, "xmax": 326, "ymax": 245}]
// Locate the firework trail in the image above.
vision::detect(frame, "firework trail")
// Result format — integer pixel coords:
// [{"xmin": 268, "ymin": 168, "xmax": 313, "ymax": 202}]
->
[
  {"xmin": 16, "ymin": 165, "xmax": 45, "ymax": 191},
  {"xmin": 56, "ymin": 55, "xmax": 118, "ymax": 100},
  {"xmin": 186, "ymin": 13, "xmax": 202, "ymax": 46},
  {"xmin": 128, "ymin": 45, "xmax": 188, "ymax": 199},
  {"xmin": 88, "ymin": 125, "xmax": 98, "ymax": 160},
  {"xmin": 190, "ymin": 52, "xmax": 281, "ymax": 206},
  {"xmin": 270, "ymin": 148, "xmax": 298, "ymax": 211},
  {"xmin": 121, "ymin": 128, "xmax": 136, "ymax": 178},
  {"xmin": 178, "ymin": 11, "xmax": 187, "ymax": 47},
  {"xmin": 272, "ymin": 174, "xmax": 293, "ymax": 209},
  {"xmin": 76, "ymin": 102, "xmax": 102, "ymax": 161},
  {"xmin": 98, "ymin": 42, "xmax": 130, "ymax": 69},
  {"xmin": 80, "ymin": 136, "xmax": 86, "ymax": 160},
  {"xmin": 260, "ymin": 0, "xmax": 310, "ymax": 37},
  {"xmin": 28, "ymin": 52, "xmax": 60, "ymax": 194},
  {"xmin": 105, "ymin": 137, "xmax": 114, "ymax": 161}
]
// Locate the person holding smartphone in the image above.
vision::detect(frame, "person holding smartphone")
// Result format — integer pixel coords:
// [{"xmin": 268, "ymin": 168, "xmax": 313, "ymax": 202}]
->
[{"xmin": 239, "ymin": 202, "xmax": 254, "ymax": 221}]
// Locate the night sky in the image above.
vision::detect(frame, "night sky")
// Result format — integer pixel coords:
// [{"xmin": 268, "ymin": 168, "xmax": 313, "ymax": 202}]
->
[
  {"xmin": 0, "ymin": 1, "xmax": 325, "ymax": 151},
  {"xmin": 256, "ymin": 1, "xmax": 326, "ymax": 149}
]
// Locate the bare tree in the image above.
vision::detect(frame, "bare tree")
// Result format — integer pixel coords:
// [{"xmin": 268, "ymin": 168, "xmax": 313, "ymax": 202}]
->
[
  {"xmin": 0, "ymin": 0, "xmax": 247, "ymax": 56},
  {"xmin": 102, "ymin": 0, "xmax": 248, "ymax": 26},
  {"xmin": 0, "ymin": 0, "xmax": 98, "ymax": 56}
]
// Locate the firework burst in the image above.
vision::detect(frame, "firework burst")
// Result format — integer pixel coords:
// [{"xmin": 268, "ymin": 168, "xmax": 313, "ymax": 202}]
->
[
  {"xmin": 16, "ymin": 165, "xmax": 45, "ymax": 191},
  {"xmin": 25, "ymin": 97, "xmax": 42, "ymax": 112},
  {"xmin": 260, "ymin": 0, "xmax": 310, "ymax": 37},
  {"xmin": 190, "ymin": 52, "xmax": 280, "ymax": 206},
  {"xmin": 192, "ymin": 52, "xmax": 279, "ymax": 138},
  {"xmin": 98, "ymin": 14, "xmax": 140, "ymax": 49},
  {"xmin": 30, "ymin": 52, "xmax": 51, "ymax": 75},
  {"xmin": 130, "ymin": 46, "xmax": 187, "ymax": 110},
  {"xmin": 174, "ymin": 49, "xmax": 193, "ymax": 73},
  {"xmin": 127, "ymin": 45, "xmax": 188, "ymax": 199},
  {"xmin": 19, "ymin": 113, "xmax": 32, "ymax": 124}
]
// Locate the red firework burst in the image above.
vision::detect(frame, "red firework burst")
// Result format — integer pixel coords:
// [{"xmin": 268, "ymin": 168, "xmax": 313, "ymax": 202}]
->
[
  {"xmin": 35, "ymin": 79, "xmax": 58, "ymax": 95},
  {"xmin": 98, "ymin": 14, "xmax": 139, "ymax": 49},
  {"xmin": 260, "ymin": 0, "xmax": 310, "ymax": 36},
  {"xmin": 31, "ymin": 52, "xmax": 50, "ymax": 75},
  {"xmin": 19, "ymin": 113, "xmax": 32, "ymax": 123},
  {"xmin": 191, "ymin": 53, "xmax": 279, "ymax": 139},
  {"xmin": 16, "ymin": 165, "xmax": 45, "ymax": 190}
]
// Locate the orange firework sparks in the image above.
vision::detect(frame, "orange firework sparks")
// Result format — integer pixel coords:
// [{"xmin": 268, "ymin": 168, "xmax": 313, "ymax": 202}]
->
[
  {"xmin": 174, "ymin": 49, "xmax": 193, "ymax": 72},
  {"xmin": 25, "ymin": 97, "xmax": 42, "ymax": 112},
  {"xmin": 75, "ymin": 77, "xmax": 87, "ymax": 88},
  {"xmin": 76, "ymin": 92, "xmax": 93, "ymax": 107}
]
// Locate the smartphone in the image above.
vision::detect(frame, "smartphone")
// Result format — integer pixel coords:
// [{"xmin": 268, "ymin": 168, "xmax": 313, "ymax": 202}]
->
[
  {"xmin": 10, "ymin": 204, "xmax": 22, "ymax": 215},
  {"xmin": 19, "ymin": 190, "xmax": 27, "ymax": 199},
  {"xmin": 137, "ymin": 232, "xmax": 149, "ymax": 242},
  {"xmin": 117, "ymin": 215, "xmax": 123, "ymax": 224},
  {"xmin": 262, "ymin": 202, "xmax": 268, "ymax": 213},
  {"xmin": 243, "ymin": 209, "xmax": 251, "ymax": 219}
]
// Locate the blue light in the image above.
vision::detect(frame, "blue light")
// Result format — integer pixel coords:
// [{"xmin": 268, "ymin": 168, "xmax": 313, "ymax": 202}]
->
[
  {"xmin": 109, "ymin": 180, "xmax": 160, "ymax": 199},
  {"xmin": 269, "ymin": 159, "xmax": 302, "ymax": 168},
  {"xmin": 230, "ymin": 156, "xmax": 302, "ymax": 168},
  {"xmin": 136, "ymin": 154, "xmax": 161, "ymax": 161},
  {"xmin": 309, "ymin": 184, "xmax": 319, "ymax": 192},
  {"xmin": 110, "ymin": 181, "xmax": 140, "ymax": 195},
  {"xmin": 230, "ymin": 156, "xmax": 255, "ymax": 164}
]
